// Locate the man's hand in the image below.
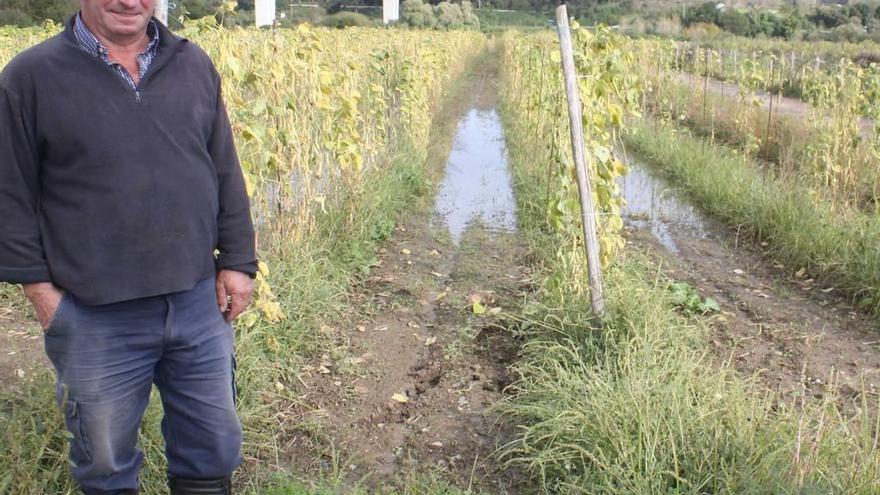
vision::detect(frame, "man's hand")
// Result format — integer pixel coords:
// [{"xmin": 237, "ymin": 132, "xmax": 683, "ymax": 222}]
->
[
  {"xmin": 23, "ymin": 282, "xmax": 65, "ymax": 330},
  {"xmin": 216, "ymin": 270, "xmax": 254, "ymax": 322}
]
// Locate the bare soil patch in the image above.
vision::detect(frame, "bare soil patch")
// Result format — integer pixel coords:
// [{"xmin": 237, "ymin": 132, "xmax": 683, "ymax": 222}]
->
[
  {"xmin": 0, "ymin": 291, "xmax": 48, "ymax": 394},
  {"xmin": 626, "ymin": 226, "xmax": 880, "ymax": 409}
]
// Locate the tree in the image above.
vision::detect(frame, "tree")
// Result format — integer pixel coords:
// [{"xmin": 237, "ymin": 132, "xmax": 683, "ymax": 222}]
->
[
  {"xmin": 401, "ymin": 0, "xmax": 436, "ymax": 28},
  {"xmin": 808, "ymin": 6, "xmax": 849, "ymax": 28},
  {"xmin": 434, "ymin": 1, "xmax": 464, "ymax": 28},
  {"xmin": 460, "ymin": 0, "xmax": 479, "ymax": 28},
  {"xmin": 0, "ymin": 8, "xmax": 31, "ymax": 26},
  {"xmin": 682, "ymin": 1, "xmax": 720, "ymax": 27},
  {"xmin": 716, "ymin": 9, "xmax": 750, "ymax": 36},
  {"xmin": 0, "ymin": 0, "xmax": 75, "ymax": 24}
]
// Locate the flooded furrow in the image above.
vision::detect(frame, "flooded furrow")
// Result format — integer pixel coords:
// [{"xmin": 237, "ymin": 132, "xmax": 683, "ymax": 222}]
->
[
  {"xmin": 619, "ymin": 148, "xmax": 880, "ymax": 409},
  {"xmin": 297, "ymin": 54, "xmax": 530, "ymax": 491},
  {"xmin": 618, "ymin": 152, "xmax": 713, "ymax": 252},
  {"xmin": 432, "ymin": 108, "xmax": 518, "ymax": 243}
]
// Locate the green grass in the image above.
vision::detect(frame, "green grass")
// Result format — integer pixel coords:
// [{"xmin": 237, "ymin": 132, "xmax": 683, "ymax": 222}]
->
[
  {"xmin": 0, "ymin": 282, "xmax": 28, "ymax": 316},
  {"xmin": 251, "ymin": 470, "xmax": 484, "ymax": 495},
  {"xmin": 624, "ymin": 118, "xmax": 880, "ymax": 315},
  {"xmin": 497, "ymin": 74, "xmax": 880, "ymax": 493}
]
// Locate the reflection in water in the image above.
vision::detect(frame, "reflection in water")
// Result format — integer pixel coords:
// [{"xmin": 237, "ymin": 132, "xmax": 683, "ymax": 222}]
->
[
  {"xmin": 619, "ymin": 155, "xmax": 711, "ymax": 253},
  {"xmin": 433, "ymin": 108, "xmax": 518, "ymax": 243}
]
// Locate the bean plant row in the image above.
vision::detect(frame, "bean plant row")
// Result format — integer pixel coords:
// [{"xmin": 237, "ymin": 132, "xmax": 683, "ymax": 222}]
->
[
  {"xmin": 500, "ymin": 25, "xmax": 639, "ymax": 296},
  {"xmin": 1, "ymin": 18, "xmax": 484, "ymax": 327},
  {"xmin": 636, "ymin": 38, "xmax": 880, "ymax": 212}
]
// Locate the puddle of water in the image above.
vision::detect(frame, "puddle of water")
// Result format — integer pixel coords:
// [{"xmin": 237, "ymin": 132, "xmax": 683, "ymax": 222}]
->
[
  {"xmin": 433, "ymin": 108, "xmax": 518, "ymax": 243},
  {"xmin": 618, "ymin": 154, "xmax": 711, "ymax": 253}
]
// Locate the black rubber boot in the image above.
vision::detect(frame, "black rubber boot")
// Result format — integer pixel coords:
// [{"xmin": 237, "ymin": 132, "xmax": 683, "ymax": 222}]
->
[{"xmin": 168, "ymin": 477, "xmax": 232, "ymax": 495}]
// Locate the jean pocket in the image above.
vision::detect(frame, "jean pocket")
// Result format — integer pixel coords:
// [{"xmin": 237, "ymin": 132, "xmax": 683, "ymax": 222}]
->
[
  {"xmin": 63, "ymin": 398, "xmax": 93, "ymax": 464},
  {"xmin": 45, "ymin": 292, "xmax": 72, "ymax": 335}
]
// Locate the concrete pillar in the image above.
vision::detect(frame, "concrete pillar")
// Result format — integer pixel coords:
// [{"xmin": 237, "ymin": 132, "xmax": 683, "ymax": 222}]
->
[
  {"xmin": 256, "ymin": 0, "xmax": 276, "ymax": 27},
  {"xmin": 383, "ymin": 0, "xmax": 399, "ymax": 24},
  {"xmin": 154, "ymin": 0, "xmax": 168, "ymax": 25}
]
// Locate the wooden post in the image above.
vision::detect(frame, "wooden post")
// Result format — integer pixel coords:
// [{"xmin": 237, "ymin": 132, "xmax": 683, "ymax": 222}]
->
[
  {"xmin": 154, "ymin": 0, "xmax": 168, "ymax": 24},
  {"xmin": 703, "ymin": 47, "xmax": 709, "ymax": 121},
  {"xmin": 554, "ymin": 4, "xmax": 605, "ymax": 318},
  {"xmin": 689, "ymin": 47, "xmax": 695, "ymax": 90},
  {"xmin": 766, "ymin": 57, "xmax": 775, "ymax": 160}
]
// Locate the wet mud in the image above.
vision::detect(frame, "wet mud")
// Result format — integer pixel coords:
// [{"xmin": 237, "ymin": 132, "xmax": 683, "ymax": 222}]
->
[
  {"xmin": 290, "ymin": 50, "xmax": 530, "ymax": 492},
  {"xmin": 433, "ymin": 108, "xmax": 518, "ymax": 244},
  {"xmin": 621, "ymin": 153, "xmax": 880, "ymax": 408},
  {"xmin": 619, "ymin": 154, "xmax": 711, "ymax": 253}
]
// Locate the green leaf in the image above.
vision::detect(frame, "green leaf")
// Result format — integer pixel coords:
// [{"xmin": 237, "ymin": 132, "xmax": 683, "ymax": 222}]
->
[
  {"xmin": 472, "ymin": 302, "xmax": 487, "ymax": 315},
  {"xmin": 699, "ymin": 298, "xmax": 721, "ymax": 314}
]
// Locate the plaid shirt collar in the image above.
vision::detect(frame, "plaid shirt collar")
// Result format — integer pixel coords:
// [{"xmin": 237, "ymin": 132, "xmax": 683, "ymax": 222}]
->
[{"xmin": 73, "ymin": 13, "xmax": 160, "ymax": 82}]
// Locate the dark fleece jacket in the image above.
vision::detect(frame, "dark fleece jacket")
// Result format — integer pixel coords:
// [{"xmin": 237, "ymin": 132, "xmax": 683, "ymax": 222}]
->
[{"xmin": 0, "ymin": 16, "xmax": 257, "ymax": 305}]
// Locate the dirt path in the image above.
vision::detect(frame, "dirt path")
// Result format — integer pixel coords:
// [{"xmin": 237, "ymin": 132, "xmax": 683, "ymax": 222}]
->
[
  {"xmin": 291, "ymin": 49, "xmax": 530, "ymax": 492},
  {"xmin": 621, "ymin": 154, "xmax": 880, "ymax": 409},
  {"xmin": 673, "ymin": 71, "xmax": 875, "ymax": 138}
]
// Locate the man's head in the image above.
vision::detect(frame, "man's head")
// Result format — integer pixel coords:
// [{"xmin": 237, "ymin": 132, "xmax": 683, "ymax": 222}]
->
[{"xmin": 79, "ymin": 0, "xmax": 155, "ymax": 44}]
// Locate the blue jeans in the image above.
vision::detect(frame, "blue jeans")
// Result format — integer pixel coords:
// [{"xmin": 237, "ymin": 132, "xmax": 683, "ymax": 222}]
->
[{"xmin": 44, "ymin": 276, "xmax": 242, "ymax": 495}]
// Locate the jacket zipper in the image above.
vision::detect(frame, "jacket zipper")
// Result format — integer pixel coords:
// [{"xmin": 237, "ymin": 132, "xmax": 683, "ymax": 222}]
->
[
  {"xmin": 134, "ymin": 43, "xmax": 182, "ymax": 104},
  {"xmin": 74, "ymin": 33, "xmax": 184, "ymax": 104}
]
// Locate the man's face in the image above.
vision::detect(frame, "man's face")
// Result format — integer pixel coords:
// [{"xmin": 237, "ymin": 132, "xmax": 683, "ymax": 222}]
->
[{"xmin": 80, "ymin": 0, "xmax": 155, "ymax": 41}]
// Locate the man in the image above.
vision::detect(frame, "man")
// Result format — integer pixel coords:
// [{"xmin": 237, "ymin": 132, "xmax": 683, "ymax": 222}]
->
[{"xmin": 0, "ymin": 0, "xmax": 257, "ymax": 493}]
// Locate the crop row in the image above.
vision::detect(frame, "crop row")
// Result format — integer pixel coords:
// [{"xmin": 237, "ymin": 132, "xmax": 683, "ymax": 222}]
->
[
  {"xmin": 500, "ymin": 25, "xmax": 638, "ymax": 293},
  {"xmin": 636, "ymin": 38, "xmax": 880, "ymax": 213},
  {"xmin": 1, "ymin": 20, "xmax": 485, "ymax": 324}
]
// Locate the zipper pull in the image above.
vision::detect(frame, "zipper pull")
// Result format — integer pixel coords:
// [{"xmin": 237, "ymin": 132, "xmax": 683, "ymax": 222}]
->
[{"xmin": 135, "ymin": 90, "xmax": 142, "ymax": 103}]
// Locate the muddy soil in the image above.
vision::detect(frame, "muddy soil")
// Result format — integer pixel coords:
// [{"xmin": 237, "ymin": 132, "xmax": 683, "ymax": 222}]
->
[
  {"xmin": 621, "ymin": 153, "xmax": 880, "ymax": 408},
  {"xmin": 290, "ymin": 50, "xmax": 531, "ymax": 492}
]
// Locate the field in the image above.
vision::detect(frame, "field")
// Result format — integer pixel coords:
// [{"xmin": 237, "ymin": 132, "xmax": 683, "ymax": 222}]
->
[{"xmin": 1, "ymin": 15, "xmax": 880, "ymax": 495}]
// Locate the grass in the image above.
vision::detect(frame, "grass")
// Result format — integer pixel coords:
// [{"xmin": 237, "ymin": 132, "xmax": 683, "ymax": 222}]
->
[
  {"xmin": 623, "ymin": 117, "xmax": 880, "ymax": 315},
  {"xmin": 252, "ymin": 472, "xmax": 481, "ymax": 494},
  {"xmin": 497, "ymin": 69, "xmax": 880, "ymax": 493}
]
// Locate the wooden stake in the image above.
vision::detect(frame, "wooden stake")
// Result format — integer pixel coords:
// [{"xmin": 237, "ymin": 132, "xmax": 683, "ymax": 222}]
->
[
  {"xmin": 703, "ymin": 47, "xmax": 709, "ymax": 121},
  {"xmin": 154, "ymin": 0, "xmax": 168, "ymax": 24},
  {"xmin": 766, "ymin": 57, "xmax": 775, "ymax": 158},
  {"xmin": 554, "ymin": 4, "xmax": 605, "ymax": 318}
]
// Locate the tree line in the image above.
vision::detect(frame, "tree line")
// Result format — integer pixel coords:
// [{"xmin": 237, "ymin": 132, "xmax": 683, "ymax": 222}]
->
[{"xmin": 681, "ymin": 1, "xmax": 880, "ymax": 41}]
